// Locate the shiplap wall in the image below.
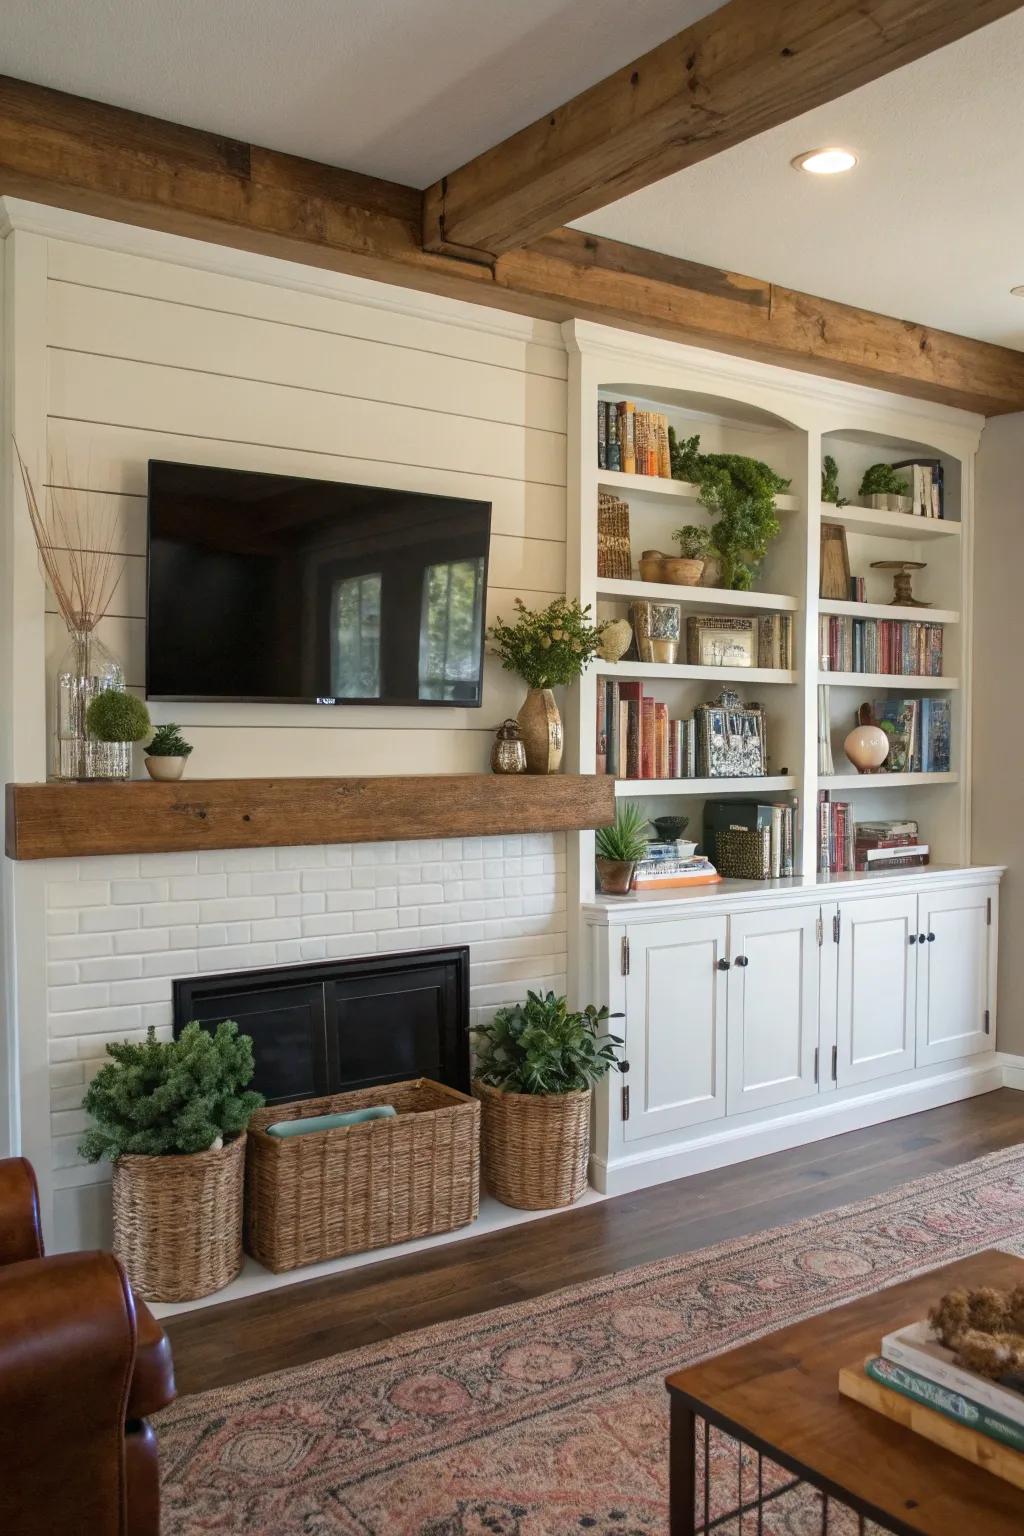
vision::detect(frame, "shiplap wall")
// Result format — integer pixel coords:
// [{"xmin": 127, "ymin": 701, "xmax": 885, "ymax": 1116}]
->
[{"xmin": 43, "ymin": 238, "xmax": 569, "ymax": 773}]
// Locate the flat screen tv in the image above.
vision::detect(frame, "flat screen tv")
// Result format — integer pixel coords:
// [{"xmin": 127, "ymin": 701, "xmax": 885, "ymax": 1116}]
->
[{"xmin": 146, "ymin": 461, "xmax": 491, "ymax": 706}]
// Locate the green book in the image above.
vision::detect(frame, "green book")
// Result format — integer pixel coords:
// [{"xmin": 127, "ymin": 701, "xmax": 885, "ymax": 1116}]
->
[{"xmin": 865, "ymin": 1356, "xmax": 1024, "ymax": 1453}]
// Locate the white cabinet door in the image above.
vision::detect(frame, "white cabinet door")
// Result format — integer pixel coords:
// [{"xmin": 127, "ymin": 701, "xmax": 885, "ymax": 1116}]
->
[
  {"xmin": 726, "ymin": 904, "xmax": 821, "ymax": 1115},
  {"xmin": 836, "ymin": 894, "xmax": 917, "ymax": 1087},
  {"xmin": 916, "ymin": 885, "xmax": 997, "ymax": 1066},
  {"xmin": 623, "ymin": 916, "xmax": 728, "ymax": 1142}
]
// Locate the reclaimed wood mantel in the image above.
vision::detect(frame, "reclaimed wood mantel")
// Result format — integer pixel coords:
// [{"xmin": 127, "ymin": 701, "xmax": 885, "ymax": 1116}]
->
[{"xmin": 4, "ymin": 774, "xmax": 615, "ymax": 860}]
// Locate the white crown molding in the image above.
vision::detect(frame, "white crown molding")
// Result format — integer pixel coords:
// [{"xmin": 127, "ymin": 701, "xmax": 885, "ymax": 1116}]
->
[
  {"xmin": 562, "ymin": 317, "xmax": 986, "ymax": 445},
  {"xmin": 0, "ymin": 197, "xmax": 566, "ymax": 356}
]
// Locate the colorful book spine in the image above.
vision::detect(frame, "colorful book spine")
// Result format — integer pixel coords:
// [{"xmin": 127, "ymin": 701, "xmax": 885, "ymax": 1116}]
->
[
  {"xmin": 640, "ymin": 695, "xmax": 656, "ymax": 780},
  {"xmin": 654, "ymin": 701, "xmax": 669, "ymax": 780},
  {"xmin": 618, "ymin": 400, "xmax": 636, "ymax": 475},
  {"xmin": 595, "ymin": 679, "xmax": 607, "ymax": 775},
  {"xmin": 597, "ymin": 401, "xmax": 607, "ymax": 470},
  {"xmin": 606, "ymin": 401, "xmax": 621, "ymax": 472},
  {"xmin": 865, "ymin": 1358, "xmax": 1024, "ymax": 1451}
]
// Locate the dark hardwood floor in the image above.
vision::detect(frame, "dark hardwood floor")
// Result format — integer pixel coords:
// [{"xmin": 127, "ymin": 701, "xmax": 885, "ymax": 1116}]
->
[{"xmin": 166, "ymin": 1088, "xmax": 1024, "ymax": 1396}]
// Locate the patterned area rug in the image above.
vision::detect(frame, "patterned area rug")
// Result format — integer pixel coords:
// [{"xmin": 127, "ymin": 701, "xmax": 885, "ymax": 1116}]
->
[{"xmin": 157, "ymin": 1146, "xmax": 1024, "ymax": 1534}]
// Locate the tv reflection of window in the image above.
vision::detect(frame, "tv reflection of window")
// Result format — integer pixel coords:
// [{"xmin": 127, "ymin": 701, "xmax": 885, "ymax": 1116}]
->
[
  {"xmin": 331, "ymin": 573, "xmax": 381, "ymax": 698},
  {"xmin": 419, "ymin": 558, "xmax": 485, "ymax": 701}
]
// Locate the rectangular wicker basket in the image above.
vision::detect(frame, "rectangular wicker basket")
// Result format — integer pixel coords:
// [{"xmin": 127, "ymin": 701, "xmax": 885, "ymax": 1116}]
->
[{"xmin": 244, "ymin": 1078, "xmax": 480, "ymax": 1272}]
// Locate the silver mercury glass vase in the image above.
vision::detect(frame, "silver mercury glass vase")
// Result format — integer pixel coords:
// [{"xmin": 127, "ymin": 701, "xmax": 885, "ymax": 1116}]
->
[{"xmin": 53, "ymin": 627, "xmax": 125, "ymax": 780}]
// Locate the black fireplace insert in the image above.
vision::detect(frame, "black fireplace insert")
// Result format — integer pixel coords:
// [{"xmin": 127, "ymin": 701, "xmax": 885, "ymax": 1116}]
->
[{"xmin": 173, "ymin": 945, "xmax": 470, "ymax": 1105}]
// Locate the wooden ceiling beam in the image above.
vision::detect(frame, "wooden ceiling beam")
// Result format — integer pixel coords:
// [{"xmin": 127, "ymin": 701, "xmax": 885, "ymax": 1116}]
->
[
  {"xmin": 2, "ymin": 76, "xmax": 1024, "ymax": 415},
  {"xmin": 422, "ymin": 0, "xmax": 1024, "ymax": 257}
]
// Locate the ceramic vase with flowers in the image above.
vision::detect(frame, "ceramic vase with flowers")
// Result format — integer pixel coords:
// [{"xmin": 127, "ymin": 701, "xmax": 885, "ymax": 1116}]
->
[{"xmin": 488, "ymin": 597, "xmax": 605, "ymax": 774}]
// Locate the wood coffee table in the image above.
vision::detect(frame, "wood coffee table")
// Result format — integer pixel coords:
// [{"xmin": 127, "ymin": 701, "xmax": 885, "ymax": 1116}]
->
[{"xmin": 666, "ymin": 1250, "xmax": 1024, "ymax": 1535}]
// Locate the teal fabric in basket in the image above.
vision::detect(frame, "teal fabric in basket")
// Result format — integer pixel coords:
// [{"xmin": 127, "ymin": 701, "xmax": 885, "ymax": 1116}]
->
[{"xmin": 266, "ymin": 1105, "xmax": 397, "ymax": 1138}]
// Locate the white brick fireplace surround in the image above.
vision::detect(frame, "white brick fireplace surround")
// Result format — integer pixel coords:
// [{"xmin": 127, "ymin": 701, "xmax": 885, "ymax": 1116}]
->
[{"xmin": 26, "ymin": 833, "xmax": 565, "ymax": 1252}]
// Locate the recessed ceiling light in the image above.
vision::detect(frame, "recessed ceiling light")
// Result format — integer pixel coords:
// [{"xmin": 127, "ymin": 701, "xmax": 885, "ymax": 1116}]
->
[{"xmin": 792, "ymin": 147, "xmax": 858, "ymax": 175}]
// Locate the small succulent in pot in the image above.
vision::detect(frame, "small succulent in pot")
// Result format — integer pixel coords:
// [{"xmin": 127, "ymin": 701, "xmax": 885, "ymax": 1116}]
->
[
  {"xmin": 84, "ymin": 688, "xmax": 152, "ymax": 780},
  {"xmin": 859, "ymin": 463, "xmax": 911, "ymax": 511},
  {"xmin": 672, "ymin": 524, "xmax": 713, "ymax": 561},
  {"xmin": 145, "ymin": 722, "xmax": 194, "ymax": 782},
  {"xmin": 594, "ymin": 803, "xmax": 649, "ymax": 896}
]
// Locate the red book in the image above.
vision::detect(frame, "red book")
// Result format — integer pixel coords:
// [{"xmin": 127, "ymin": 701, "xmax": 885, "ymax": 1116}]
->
[
  {"xmin": 640, "ymin": 696, "xmax": 656, "ymax": 779},
  {"xmin": 655, "ymin": 702, "xmax": 669, "ymax": 780}
]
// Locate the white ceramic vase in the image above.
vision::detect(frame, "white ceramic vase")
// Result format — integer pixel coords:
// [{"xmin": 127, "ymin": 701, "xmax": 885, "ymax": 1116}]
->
[{"xmin": 145, "ymin": 755, "xmax": 188, "ymax": 782}]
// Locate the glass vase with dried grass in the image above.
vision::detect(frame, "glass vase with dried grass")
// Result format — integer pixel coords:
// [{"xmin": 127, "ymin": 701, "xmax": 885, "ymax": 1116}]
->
[{"xmin": 16, "ymin": 443, "xmax": 128, "ymax": 779}]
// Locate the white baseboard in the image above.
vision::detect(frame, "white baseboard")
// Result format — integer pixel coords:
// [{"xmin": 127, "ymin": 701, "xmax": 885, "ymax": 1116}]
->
[{"xmin": 590, "ymin": 1059, "xmax": 1009, "ymax": 1197}]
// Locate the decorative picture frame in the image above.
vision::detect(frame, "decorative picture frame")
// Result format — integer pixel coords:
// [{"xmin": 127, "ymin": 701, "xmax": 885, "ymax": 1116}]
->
[
  {"xmin": 695, "ymin": 689, "xmax": 767, "ymax": 778},
  {"xmin": 687, "ymin": 615, "xmax": 755, "ymax": 669}
]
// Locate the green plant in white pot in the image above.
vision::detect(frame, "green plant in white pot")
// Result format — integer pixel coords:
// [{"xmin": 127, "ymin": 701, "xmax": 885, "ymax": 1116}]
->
[
  {"xmin": 473, "ymin": 990, "xmax": 624, "ymax": 1210},
  {"xmin": 79, "ymin": 1021, "xmax": 264, "ymax": 1302},
  {"xmin": 145, "ymin": 722, "xmax": 194, "ymax": 782}
]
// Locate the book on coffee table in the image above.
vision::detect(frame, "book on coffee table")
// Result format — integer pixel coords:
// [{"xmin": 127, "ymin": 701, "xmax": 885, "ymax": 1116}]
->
[
  {"xmin": 882, "ymin": 1319, "xmax": 1024, "ymax": 1425},
  {"xmin": 864, "ymin": 1356, "xmax": 1024, "ymax": 1452}
]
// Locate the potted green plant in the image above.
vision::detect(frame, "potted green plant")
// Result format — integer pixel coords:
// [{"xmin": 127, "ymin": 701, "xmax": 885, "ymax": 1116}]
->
[
  {"xmin": 144, "ymin": 722, "xmax": 194, "ymax": 782},
  {"xmin": 821, "ymin": 453, "xmax": 848, "ymax": 507},
  {"xmin": 859, "ymin": 463, "xmax": 911, "ymax": 512},
  {"xmin": 488, "ymin": 597, "xmax": 605, "ymax": 773},
  {"xmin": 79, "ymin": 1021, "xmax": 264, "ymax": 1302},
  {"xmin": 595, "ymin": 803, "xmax": 650, "ymax": 896},
  {"xmin": 665, "ymin": 524, "xmax": 712, "ymax": 585},
  {"xmin": 84, "ymin": 689, "xmax": 151, "ymax": 780},
  {"xmin": 472, "ymin": 990, "xmax": 624, "ymax": 1209},
  {"xmin": 669, "ymin": 429, "xmax": 790, "ymax": 590}
]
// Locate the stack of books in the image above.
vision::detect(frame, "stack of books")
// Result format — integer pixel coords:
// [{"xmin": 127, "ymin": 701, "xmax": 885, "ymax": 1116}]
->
[
  {"xmin": 817, "ymin": 792, "xmax": 854, "ymax": 874},
  {"xmin": 632, "ymin": 846, "xmax": 721, "ymax": 891},
  {"xmin": 819, "ymin": 615, "xmax": 944, "ymax": 676},
  {"xmin": 892, "ymin": 457, "xmax": 945, "ymax": 519},
  {"xmin": 597, "ymin": 399, "xmax": 671, "ymax": 477},
  {"xmin": 596, "ymin": 679, "xmax": 696, "ymax": 779},
  {"xmin": 839, "ymin": 1318, "xmax": 1024, "ymax": 1487},
  {"xmin": 855, "ymin": 819, "xmax": 928, "ymax": 872},
  {"xmin": 873, "ymin": 697, "xmax": 951, "ymax": 774},
  {"xmin": 703, "ymin": 800, "xmax": 795, "ymax": 877}
]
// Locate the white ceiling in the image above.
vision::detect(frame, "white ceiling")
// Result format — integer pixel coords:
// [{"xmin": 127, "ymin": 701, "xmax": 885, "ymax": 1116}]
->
[
  {"xmin": 0, "ymin": 0, "xmax": 719, "ymax": 187},
  {"xmin": 3, "ymin": 2, "xmax": 1022, "ymax": 347},
  {"xmin": 576, "ymin": 10, "xmax": 1024, "ymax": 349}
]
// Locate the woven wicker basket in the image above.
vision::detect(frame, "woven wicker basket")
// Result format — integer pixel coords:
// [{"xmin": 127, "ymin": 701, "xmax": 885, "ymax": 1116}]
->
[
  {"xmin": 245, "ymin": 1078, "xmax": 480, "ymax": 1273},
  {"xmin": 474, "ymin": 1080, "xmax": 592, "ymax": 1209},
  {"xmin": 112, "ymin": 1133, "xmax": 246, "ymax": 1303}
]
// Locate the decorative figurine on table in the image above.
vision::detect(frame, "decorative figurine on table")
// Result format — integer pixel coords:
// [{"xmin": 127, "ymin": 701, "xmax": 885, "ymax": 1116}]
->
[{"xmin": 490, "ymin": 719, "xmax": 528, "ymax": 775}]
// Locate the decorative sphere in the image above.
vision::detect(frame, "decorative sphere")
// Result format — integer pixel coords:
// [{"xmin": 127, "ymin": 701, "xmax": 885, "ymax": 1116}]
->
[
  {"xmin": 597, "ymin": 619, "xmax": 632, "ymax": 662},
  {"xmin": 844, "ymin": 724, "xmax": 890, "ymax": 772}
]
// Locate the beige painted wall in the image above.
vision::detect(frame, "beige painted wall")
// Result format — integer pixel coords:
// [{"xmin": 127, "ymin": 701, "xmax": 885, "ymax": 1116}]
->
[{"xmin": 973, "ymin": 411, "xmax": 1024, "ymax": 1055}]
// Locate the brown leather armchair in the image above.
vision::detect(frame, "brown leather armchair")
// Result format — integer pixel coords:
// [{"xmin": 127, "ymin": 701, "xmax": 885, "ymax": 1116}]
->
[{"xmin": 0, "ymin": 1157, "xmax": 176, "ymax": 1535}]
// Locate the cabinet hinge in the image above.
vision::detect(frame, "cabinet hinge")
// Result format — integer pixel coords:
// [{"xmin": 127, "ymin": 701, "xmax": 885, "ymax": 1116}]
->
[
  {"xmin": 621, "ymin": 936, "xmax": 630, "ymax": 976},
  {"xmin": 833, "ymin": 911, "xmax": 841, "ymax": 944},
  {"xmin": 813, "ymin": 1046, "xmax": 820, "ymax": 1084},
  {"xmin": 831, "ymin": 1044, "xmax": 838, "ymax": 1081},
  {"xmin": 984, "ymin": 1010, "xmax": 991, "ymax": 1036},
  {"xmin": 816, "ymin": 914, "xmax": 823, "ymax": 947},
  {"xmin": 621, "ymin": 1083, "xmax": 630, "ymax": 1121},
  {"xmin": 987, "ymin": 897, "xmax": 992, "ymax": 927}
]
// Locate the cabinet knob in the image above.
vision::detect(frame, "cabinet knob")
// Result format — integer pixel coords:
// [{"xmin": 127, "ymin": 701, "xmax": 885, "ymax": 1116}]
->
[
  {"xmin": 918, "ymin": 933, "xmax": 927, "ymax": 945},
  {"xmin": 620, "ymin": 1060, "xmax": 630, "ymax": 1073},
  {"xmin": 927, "ymin": 932, "xmax": 936, "ymax": 942},
  {"xmin": 717, "ymin": 957, "xmax": 731, "ymax": 971},
  {"xmin": 909, "ymin": 933, "xmax": 918, "ymax": 944},
  {"xmin": 734, "ymin": 954, "xmax": 749, "ymax": 967}
]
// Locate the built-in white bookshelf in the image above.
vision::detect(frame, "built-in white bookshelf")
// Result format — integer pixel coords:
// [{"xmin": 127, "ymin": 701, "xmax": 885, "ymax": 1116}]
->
[{"xmin": 563, "ymin": 319, "xmax": 982, "ymax": 898}]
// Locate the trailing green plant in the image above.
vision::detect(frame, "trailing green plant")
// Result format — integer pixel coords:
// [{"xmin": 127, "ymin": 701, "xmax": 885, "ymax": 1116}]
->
[
  {"xmin": 859, "ymin": 462, "xmax": 910, "ymax": 499},
  {"xmin": 821, "ymin": 454, "xmax": 848, "ymax": 507},
  {"xmin": 672, "ymin": 524, "xmax": 713, "ymax": 561},
  {"xmin": 473, "ymin": 989, "xmax": 624, "ymax": 1095},
  {"xmin": 595, "ymin": 803, "xmax": 650, "ymax": 864},
  {"xmin": 78, "ymin": 1021, "xmax": 264, "ymax": 1161},
  {"xmin": 488, "ymin": 596, "xmax": 605, "ymax": 690},
  {"xmin": 668, "ymin": 428, "xmax": 789, "ymax": 590},
  {"xmin": 147, "ymin": 722, "xmax": 193, "ymax": 758},
  {"xmin": 85, "ymin": 688, "xmax": 151, "ymax": 743}
]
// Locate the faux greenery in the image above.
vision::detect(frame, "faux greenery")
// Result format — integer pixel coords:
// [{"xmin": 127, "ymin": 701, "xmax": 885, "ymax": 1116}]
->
[
  {"xmin": 473, "ymin": 989, "xmax": 624, "ymax": 1095},
  {"xmin": 859, "ymin": 462, "xmax": 910, "ymax": 499},
  {"xmin": 85, "ymin": 688, "xmax": 151, "ymax": 743},
  {"xmin": 672, "ymin": 524, "xmax": 713, "ymax": 561},
  {"xmin": 147, "ymin": 722, "xmax": 193, "ymax": 758},
  {"xmin": 821, "ymin": 454, "xmax": 848, "ymax": 507},
  {"xmin": 488, "ymin": 597, "xmax": 605, "ymax": 690},
  {"xmin": 78, "ymin": 1021, "xmax": 264, "ymax": 1161},
  {"xmin": 595, "ymin": 803, "xmax": 650, "ymax": 864},
  {"xmin": 668, "ymin": 428, "xmax": 789, "ymax": 590}
]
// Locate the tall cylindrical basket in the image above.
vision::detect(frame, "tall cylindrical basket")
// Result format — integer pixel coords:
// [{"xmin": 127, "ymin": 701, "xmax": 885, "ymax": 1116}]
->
[
  {"xmin": 473, "ymin": 1080, "xmax": 592, "ymax": 1209},
  {"xmin": 112, "ymin": 1134, "xmax": 246, "ymax": 1302}
]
